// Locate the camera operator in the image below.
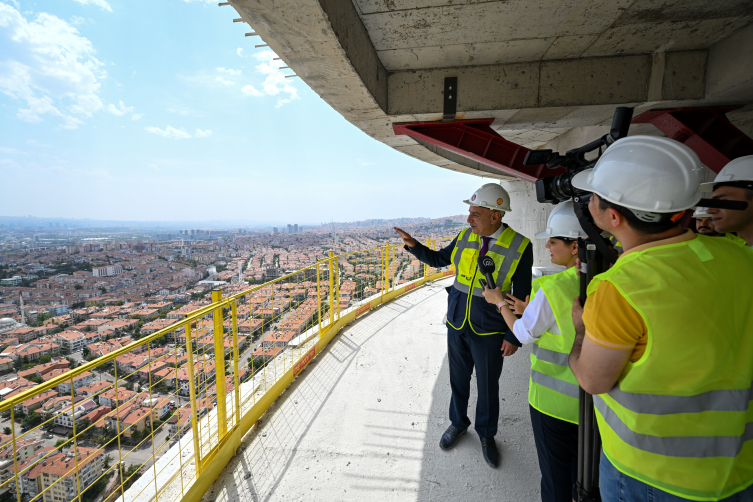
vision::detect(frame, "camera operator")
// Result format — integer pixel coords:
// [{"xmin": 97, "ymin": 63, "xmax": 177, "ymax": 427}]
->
[
  {"xmin": 393, "ymin": 183, "xmax": 533, "ymax": 468},
  {"xmin": 482, "ymin": 200, "xmax": 586, "ymax": 502},
  {"xmin": 692, "ymin": 207, "xmax": 721, "ymax": 236},
  {"xmin": 703, "ymin": 155, "xmax": 753, "ymax": 247},
  {"xmin": 566, "ymin": 136, "xmax": 753, "ymax": 501}
]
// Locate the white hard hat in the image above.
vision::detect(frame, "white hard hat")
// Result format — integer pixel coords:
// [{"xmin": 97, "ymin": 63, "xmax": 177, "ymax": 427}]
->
[
  {"xmin": 692, "ymin": 207, "xmax": 712, "ymax": 218},
  {"xmin": 571, "ymin": 136, "xmax": 703, "ymax": 213},
  {"xmin": 699, "ymin": 155, "xmax": 753, "ymax": 191},
  {"xmin": 534, "ymin": 201, "xmax": 588, "ymax": 239},
  {"xmin": 463, "ymin": 183, "xmax": 512, "ymax": 212}
]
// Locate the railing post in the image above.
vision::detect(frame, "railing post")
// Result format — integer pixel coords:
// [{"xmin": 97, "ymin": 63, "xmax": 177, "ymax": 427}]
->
[
  {"xmin": 184, "ymin": 323, "xmax": 202, "ymax": 474},
  {"xmin": 335, "ymin": 256, "xmax": 340, "ymax": 319},
  {"xmin": 328, "ymin": 251, "xmax": 335, "ymax": 325},
  {"xmin": 211, "ymin": 289, "xmax": 227, "ymax": 440},
  {"xmin": 383, "ymin": 244, "xmax": 390, "ymax": 294},
  {"xmin": 316, "ymin": 262, "xmax": 322, "ymax": 336},
  {"xmin": 231, "ymin": 300, "xmax": 241, "ymax": 428}
]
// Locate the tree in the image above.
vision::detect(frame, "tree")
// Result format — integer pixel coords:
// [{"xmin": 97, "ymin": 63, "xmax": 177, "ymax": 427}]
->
[
  {"xmin": 103, "ymin": 454, "xmax": 114, "ymax": 469},
  {"xmin": 55, "ymin": 439, "xmax": 66, "ymax": 453},
  {"xmin": 38, "ymin": 355, "xmax": 51, "ymax": 364},
  {"xmin": 22, "ymin": 412, "xmax": 42, "ymax": 429},
  {"xmin": 2, "ymin": 427, "xmax": 10, "ymax": 435},
  {"xmin": 82, "ymin": 347, "xmax": 90, "ymax": 358},
  {"xmin": 74, "ymin": 284, "xmax": 83, "ymax": 290}
]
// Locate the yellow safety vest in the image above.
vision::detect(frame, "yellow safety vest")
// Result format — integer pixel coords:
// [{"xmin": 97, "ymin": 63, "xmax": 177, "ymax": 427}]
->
[
  {"xmin": 723, "ymin": 233, "xmax": 748, "ymax": 247},
  {"xmin": 448, "ymin": 227, "xmax": 530, "ymax": 335},
  {"xmin": 608, "ymin": 235, "xmax": 624, "ymax": 255},
  {"xmin": 528, "ymin": 266, "xmax": 580, "ymax": 424},
  {"xmin": 589, "ymin": 235, "xmax": 753, "ymax": 500}
]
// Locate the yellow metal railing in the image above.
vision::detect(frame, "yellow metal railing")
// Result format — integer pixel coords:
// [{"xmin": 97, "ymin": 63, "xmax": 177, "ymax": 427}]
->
[{"xmin": 0, "ymin": 238, "xmax": 453, "ymax": 502}]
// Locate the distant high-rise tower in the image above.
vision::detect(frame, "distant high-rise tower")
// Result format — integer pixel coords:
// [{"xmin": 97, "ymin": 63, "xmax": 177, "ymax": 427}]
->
[
  {"xmin": 294, "ymin": 224, "xmax": 298, "ymax": 233},
  {"xmin": 287, "ymin": 224, "xmax": 292, "ymax": 233},
  {"xmin": 273, "ymin": 227, "xmax": 278, "ymax": 234}
]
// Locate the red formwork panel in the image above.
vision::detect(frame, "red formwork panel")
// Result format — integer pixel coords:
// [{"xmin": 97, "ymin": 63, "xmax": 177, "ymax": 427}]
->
[
  {"xmin": 392, "ymin": 119, "xmax": 564, "ymax": 183},
  {"xmin": 632, "ymin": 107, "xmax": 753, "ymax": 174}
]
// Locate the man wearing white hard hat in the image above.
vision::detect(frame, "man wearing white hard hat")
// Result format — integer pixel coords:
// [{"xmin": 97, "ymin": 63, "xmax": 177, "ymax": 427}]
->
[
  {"xmin": 566, "ymin": 136, "xmax": 753, "ymax": 501},
  {"xmin": 703, "ymin": 155, "xmax": 753, "ymax": 247},
  {"xmin": 692, "ymin": 207, "xmax": 720, "ymax": 236},
  {"xmin": 481, "ymin": 200, "xmax": 586, "ymax": 502},
  {"xmin": 394, "ymin": 183, "xmax": 533, "ymax": 468}
]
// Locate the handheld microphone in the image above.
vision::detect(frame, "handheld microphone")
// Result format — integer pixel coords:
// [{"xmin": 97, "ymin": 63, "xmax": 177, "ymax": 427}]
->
[{"xmin": 477, "ymin": 255, "xmax": 496, "ymax": 289}]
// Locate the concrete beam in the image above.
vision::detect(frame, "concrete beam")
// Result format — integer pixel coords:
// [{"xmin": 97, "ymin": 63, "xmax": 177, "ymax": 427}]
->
[
  {"xmin": 706, "ymin": 23, "xmax": 753, "ymax": 102},
  {"xmin": 388, "ymin": 51, "xmax": 708, "ymax": 116},
  {"xmin": 231, "ymin": 0, "xmax": 388, "ymax": 119}
]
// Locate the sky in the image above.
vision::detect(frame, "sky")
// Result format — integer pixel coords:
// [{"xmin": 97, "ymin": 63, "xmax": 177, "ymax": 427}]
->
[{"xmin": 0, "ymin": 0, "xmax": 487, "ymax": 225}]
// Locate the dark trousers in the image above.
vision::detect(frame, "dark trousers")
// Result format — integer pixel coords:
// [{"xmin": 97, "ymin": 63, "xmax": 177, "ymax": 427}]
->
[
  {"xmin": 447, "ymin": 325, "xmax": 505, "ymax": 438},
  {"xmin": 530, "ymin": 405, "xmax": 579, "ymax": 502}
]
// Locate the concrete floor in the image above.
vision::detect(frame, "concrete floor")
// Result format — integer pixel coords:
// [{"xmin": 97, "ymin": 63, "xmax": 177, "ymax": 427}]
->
[{"xmin": 205, "ymin": 277, "xmax": 540, "ymax": 502}]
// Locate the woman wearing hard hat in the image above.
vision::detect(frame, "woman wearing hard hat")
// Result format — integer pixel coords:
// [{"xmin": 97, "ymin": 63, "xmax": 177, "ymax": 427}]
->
[{"xmin": 482, "ymin": 200, "xmax": 586, "ymax": 502}]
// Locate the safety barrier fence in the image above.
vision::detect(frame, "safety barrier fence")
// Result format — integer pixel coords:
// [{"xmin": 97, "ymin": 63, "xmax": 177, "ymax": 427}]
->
[{"xmin": 0, "ymin": 238, "xmax": 454, "ymax": 502}]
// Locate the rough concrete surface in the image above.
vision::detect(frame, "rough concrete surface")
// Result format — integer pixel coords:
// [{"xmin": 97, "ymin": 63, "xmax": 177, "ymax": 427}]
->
[
  {"xmin": 205, "ymin": 278, "xmax": 540, "ymax": 502},
  {"xmin": 228, "ymin": 0, "xmax": 753, "ymax": 182}
]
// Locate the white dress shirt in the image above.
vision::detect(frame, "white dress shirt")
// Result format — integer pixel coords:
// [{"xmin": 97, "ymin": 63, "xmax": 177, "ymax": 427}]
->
[{"xmin": 511, "ymin": 289, "xmax": 560, "ymax": 345}]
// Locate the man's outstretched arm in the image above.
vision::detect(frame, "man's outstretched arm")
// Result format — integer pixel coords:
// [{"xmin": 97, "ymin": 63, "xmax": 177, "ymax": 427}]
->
[{"xmin": 394, "ymin": 227, "xmax": 455, "ymax": 268}]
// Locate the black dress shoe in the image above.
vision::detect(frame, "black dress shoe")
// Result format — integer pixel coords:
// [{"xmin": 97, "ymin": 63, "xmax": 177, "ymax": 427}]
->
[
  {"xmin": 480, "ymin": 436, "xmax": 499, "ymax": 468},
  {"xmin": 439, "ymin": 425, "xmax": 467, "ymax": 450}
]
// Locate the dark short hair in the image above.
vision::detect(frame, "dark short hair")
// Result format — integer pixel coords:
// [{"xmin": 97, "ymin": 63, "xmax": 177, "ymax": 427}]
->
[
  {"xmin": 595, "ymin": 195, "xmax": 681, "ymax": 235},
  {"xmin": 551, "ymin": 236, "xmax": 576, "ymax": 245}
]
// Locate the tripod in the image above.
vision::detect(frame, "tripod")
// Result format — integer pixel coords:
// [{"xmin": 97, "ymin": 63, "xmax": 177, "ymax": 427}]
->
[
  {"xmin": 572, "ymin": 202, "xmax": 618, "ymax": 502},
  {"xmin": 575, "ymin": 240, "xmax": 613, "ymax": 501}
]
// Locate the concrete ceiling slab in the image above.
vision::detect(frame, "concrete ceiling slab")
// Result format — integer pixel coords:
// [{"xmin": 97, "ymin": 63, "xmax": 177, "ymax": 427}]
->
[
  {"xmin": 228, "ymin": 0, "xmax": 753, "ymax": 183},
  {"xmin": 610, "ymin": 0, "xmax": 753, "ymax": 26},
  {"xmin": 376, "ymin": 38, "xmax": 554, "ymax": 71},
  {"xmin": 541, "ymin": 35, "xmax": 600, "ymax": 60},
  {"xmin": 582, "ymin": 17, "xmax": 752, "ymax": 57},
  {"xmin": 360, "ymin": 0, "xmax": 633, "ymax": 51}
]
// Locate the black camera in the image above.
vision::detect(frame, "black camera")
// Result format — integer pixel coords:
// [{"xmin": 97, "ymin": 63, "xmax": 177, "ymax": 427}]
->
[{"xmin": 524, "ymin": 107, "xmax": 634, "ymax": 205}]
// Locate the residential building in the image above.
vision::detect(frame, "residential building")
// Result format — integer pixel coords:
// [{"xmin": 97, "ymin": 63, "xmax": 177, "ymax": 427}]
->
[
  {"xmin": 55, "ymin": 371, "xmax": 94, "ymax": 395},
  {"xmin": 37, "ymin": 447, "xmax": 104, "ymax": 502},
  {"xmin": 54, "ymin": 330, "xmax": 87, "ymax": 352}
]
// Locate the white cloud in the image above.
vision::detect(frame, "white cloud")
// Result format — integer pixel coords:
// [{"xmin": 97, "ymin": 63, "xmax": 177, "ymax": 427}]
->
[
  {"xmin": 0, "ymin": 4, "xmax": 106, "ymax": 128},
  {"xmin": 131, "ymin": 113, "xmax": 144, "ymax": 121},
  {"xmin": 241, "ymin": 85, "xmax": 263, "ymax": 97},
  {"xmin": 217, "ymin": 67, "xmax": 242, "ymax": 75},
  {"xmin": 195, "ymin": 129, "xmax": 212, "ymax": 138},
  {"xmin": 215, "ymin": 76, "xmax": 234, "ymax": 86},
  {"xmin": 26, "ymin": 140, "xmax": 51, "ymax": 147},
  {"xmin": 106, "ymin": 100, "xmax": 134, "ymax": 116},
  {"xmin": 0, "ymin": 147, "xmax": 27, "ymax": 154},
  {"xmin": 144, "ymin": 126, "xmax": 191, "ymax": 139},
  {"xmin": 71, "ymin": 0, "xmax": 112, "ymax": 12},
  {"xmin": 70, "ymin": 15, "xmax": 85, "ymax": 25},
  {"xmin": 241, "ymin": 51, "xmax": 299, "ymax": 107},
  {"xmin": 236, "ymin": 47, "xmax": 245, "ymax": 57}
]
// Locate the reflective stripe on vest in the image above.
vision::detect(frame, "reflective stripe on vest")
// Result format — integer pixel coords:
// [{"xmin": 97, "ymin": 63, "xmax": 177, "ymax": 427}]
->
[
  {"xmin": 589, "ymin": 235, "xmax": 753, "ymax": 500},
  {"xmin": 595, "ymin": 397, "xmax": 753, "ymax": 458},
  {"xmin": 609, "ymin": 235, "xmax": 623, "ymax": 254},
  {"xmin": 527, "ymin": 266, "xmax": 581, "ymax": 424},
  {"xmin": 452, "ymin": 227, "xmax": 530, "ymax": 298},
  {"xmin": 447, "ymin": 227, "xmax": 529, "ymax": 335}
]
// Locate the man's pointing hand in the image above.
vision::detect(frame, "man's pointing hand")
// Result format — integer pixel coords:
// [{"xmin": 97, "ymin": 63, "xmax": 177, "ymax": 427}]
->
[{"xmin": 393, "ymin": 227, "xmax": 417, "ymax": 248}]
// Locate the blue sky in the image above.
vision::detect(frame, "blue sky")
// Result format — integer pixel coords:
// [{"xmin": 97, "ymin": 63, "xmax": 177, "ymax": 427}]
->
[{"xmin": 0, "ymin": 0, "xmax": 485, "ymax": 225}]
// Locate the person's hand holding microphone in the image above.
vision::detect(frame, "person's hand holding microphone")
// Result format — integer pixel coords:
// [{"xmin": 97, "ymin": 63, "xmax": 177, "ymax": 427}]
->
[
  {"xmin": 393, "ymin": 227, "xmax": 417, "ymax": 248},
  {"xmin": 478, "ymin": 255, "xmax": 519, "ymax": 357}
]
